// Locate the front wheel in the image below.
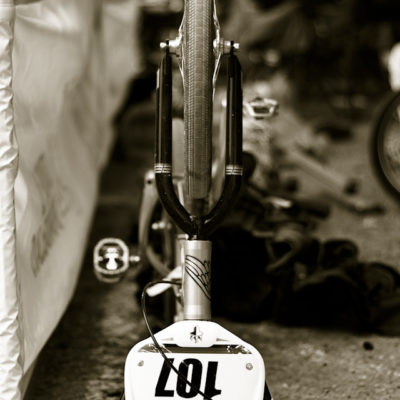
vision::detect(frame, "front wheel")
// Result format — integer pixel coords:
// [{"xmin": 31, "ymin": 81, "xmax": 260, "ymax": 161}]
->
[
  {"xmin": 371, "ymin": 91, "xmax": 400, "ymax": 200},
  {"xmin": 183, "ymin": 0, "xmax": 214, "ymax": 204}
]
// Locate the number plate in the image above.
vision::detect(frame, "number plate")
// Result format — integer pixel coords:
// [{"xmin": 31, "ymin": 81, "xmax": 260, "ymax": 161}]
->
[{"xmin": 124, "ymin": 321, "xmax": 265, "ymax": 399}]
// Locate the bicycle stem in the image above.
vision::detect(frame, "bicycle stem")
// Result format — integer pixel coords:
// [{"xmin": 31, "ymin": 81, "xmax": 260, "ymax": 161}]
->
[{"xmin": 155, "ymin": 44, "xmax": 243, "ymax": 239}]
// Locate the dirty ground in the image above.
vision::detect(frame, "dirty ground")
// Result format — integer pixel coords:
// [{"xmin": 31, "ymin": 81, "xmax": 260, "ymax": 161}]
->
[{"xmin": 25, "ymin": 90, "xmax": 400, "ymax": 399}]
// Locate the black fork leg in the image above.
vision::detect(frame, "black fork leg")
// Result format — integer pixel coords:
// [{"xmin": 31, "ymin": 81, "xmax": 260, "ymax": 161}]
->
[
  {"xmin": 154, "ymin": 48, "xmax": 197, "ymax": 236},
  {"xmin": 203, "ymin": 51, "xmax": 243, "ymax": 237}
]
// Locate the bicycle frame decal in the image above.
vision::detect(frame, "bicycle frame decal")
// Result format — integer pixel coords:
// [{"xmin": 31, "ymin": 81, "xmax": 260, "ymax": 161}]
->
[{"xmin": 185, "ymin": 256, "xmax": 211, "ymax": 300}]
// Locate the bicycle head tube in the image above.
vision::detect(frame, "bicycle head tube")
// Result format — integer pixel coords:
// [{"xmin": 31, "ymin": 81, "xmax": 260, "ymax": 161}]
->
[{"xmin": 183, "ymin": 239, "xmax": 212, "ymax": 320}]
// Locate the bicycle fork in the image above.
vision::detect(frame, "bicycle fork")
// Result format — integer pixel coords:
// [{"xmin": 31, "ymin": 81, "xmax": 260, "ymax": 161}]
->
[{"xmin": 154, "ymin": 43, "xmax": 243, "ymax": 239}]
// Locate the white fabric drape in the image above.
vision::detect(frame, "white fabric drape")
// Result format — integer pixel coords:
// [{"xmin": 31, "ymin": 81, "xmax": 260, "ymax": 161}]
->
[
  {"xmin": 0, "ymin": 1, "xmax": 21, "ymax": 399},
  {"xmin": 0, "ymin": 1, "xmax": 140, "ymax": 398}
]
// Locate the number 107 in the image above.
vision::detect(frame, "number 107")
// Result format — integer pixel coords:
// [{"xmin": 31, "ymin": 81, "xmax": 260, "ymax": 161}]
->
[{"xmin": 155, "ymin": 358, "xmax": 222, "ymax": 398}]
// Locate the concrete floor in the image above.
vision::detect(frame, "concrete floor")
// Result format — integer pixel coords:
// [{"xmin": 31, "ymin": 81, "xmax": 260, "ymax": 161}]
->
[{"xmin": 25, "ymin": 92, "xmax": 400, "ymax": 399}]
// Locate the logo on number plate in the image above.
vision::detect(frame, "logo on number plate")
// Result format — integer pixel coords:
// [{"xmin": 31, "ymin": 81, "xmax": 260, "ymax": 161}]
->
[{"xmin": 190, "ymin": 326, "xmax": 203, "ymax": 343}]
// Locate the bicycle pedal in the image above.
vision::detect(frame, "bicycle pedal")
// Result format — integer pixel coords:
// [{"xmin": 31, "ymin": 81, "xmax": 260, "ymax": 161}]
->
[{"xmin": 93, "ymin": 238, "xmax": 138, "ymax": 283}]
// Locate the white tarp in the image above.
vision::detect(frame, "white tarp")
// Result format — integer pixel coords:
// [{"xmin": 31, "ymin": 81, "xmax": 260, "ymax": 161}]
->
[
  {"xmin": 0, "ymin": 2, "xmax": 21, "ymax": 398},
  {"xmin": 0, "ymin": 1, "xmax": 141, "ymax": 398}
]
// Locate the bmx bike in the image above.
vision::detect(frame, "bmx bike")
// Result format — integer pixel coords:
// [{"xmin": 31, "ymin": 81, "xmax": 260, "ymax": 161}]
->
[{"xmin": 94, "ymin": 0, "xmax": 273, "ymax": 398}]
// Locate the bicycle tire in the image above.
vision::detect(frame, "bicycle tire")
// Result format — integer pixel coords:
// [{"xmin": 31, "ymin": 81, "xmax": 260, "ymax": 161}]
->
[
  {"xmin": 371, "ymin": 91, "xmax": 400, "ymax": 200},
  {"xmin": 183, "ymin": 0, "xmax": 214, "ymax": 202}
]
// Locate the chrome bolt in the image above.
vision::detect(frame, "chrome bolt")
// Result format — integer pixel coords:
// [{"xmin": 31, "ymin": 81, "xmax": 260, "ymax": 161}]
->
[
  {"xmin": 215, "ymin": 39, "xmax": 240, "ymax": 55},
  {"xmin": 169, "ymin": 37, "xmax": 181, "ymax": 54},
  {"xmin": 160, "ymin": 37, "xmax": 181, "ymax": 55},
  {"xmin": 246, "ymin": 363, "xmax": 253, "ymax": 370}
]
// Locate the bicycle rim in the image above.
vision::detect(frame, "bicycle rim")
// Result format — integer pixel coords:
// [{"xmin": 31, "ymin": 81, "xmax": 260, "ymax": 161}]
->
[
  {"xmin": 372, "ymin": 91, "xmax": 400, "ymax": 200},
  {"xmin": 183, "ymin": 0, "xmax": 214, "ymax": 205}
]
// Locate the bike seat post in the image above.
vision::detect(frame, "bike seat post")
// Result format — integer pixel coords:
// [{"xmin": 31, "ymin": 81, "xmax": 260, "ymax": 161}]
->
[{"xmin": 183, "ymin": 239, "xmax": 212, "ymax": 320}]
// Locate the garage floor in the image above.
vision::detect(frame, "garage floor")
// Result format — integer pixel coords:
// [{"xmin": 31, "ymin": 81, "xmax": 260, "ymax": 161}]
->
[{"xmin": 25, "ymin": 85, "xmax": 400, "ymax": 399}]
